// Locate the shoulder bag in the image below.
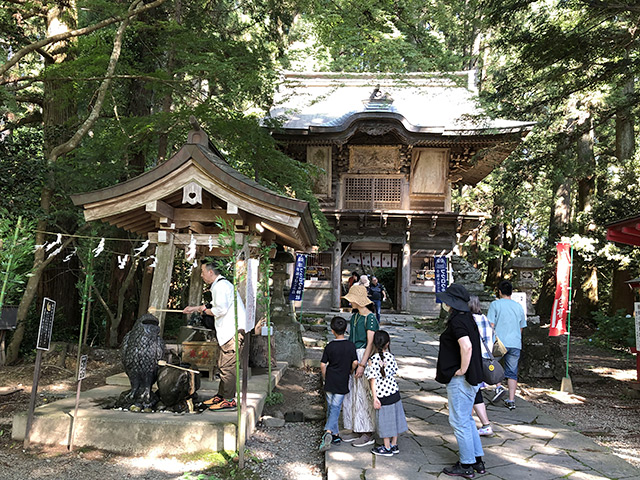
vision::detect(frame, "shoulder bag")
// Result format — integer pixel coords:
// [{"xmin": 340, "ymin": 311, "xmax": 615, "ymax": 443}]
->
[
  {"xmin": 492, "ymin": 335, "xmax": 507, "ymax": 357},
  {"xmin": 480, "ymin": 335, "xmax": 505, "ymax": 385}
]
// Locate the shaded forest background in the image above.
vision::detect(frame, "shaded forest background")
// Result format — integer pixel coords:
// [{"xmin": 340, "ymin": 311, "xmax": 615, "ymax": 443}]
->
[{"xmin": 1, "ymin": 0, "xmax": 639, "ymax": 364}]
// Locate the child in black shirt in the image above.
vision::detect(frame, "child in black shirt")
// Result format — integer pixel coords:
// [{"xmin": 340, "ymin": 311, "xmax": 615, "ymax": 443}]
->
[{"xmin": 319, "ymin": 316, "xmax": 358, "ymax": 452}]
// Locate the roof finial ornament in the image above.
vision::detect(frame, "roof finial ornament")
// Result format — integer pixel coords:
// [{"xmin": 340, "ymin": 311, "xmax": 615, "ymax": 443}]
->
[
  {"xmin": 189, "ymin": 115, "xmax": 201, "ymax": 131},
  {"xmin": 187, "ymin": 115, "xmax": 209, "ymax": 146},
  {"xmin": 364, "ymin": 85, "xmax": 393, "ymax": 110},
  {"xmin": 369, "ymin": 84, "xmax": 381, "ymax": 101}
]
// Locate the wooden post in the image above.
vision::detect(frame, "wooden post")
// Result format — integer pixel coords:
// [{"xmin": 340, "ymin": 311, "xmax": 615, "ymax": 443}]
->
[
  {"xmin": 137, "ymin": 262, "xmax": 154, "ymax": 318},
  {"xmin": 148, "ymin": 232, "xmax": 176, "ymax": 334},
  {"xmin": 331, "ymin": 240, "xmax": 342, "ymax": 311},
  {"xmin": 23, "ymin": 349, "xmax": 43, "ymax": 449},
  {"xmin": 188, "ymin": 263, "xmax": 203, "ymax": 307}
]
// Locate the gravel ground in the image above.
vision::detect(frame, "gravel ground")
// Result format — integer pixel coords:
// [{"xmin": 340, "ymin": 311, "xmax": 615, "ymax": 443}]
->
[{"xmin": 246, "ymin": 423, "xmax": 325, "ymax": 480}]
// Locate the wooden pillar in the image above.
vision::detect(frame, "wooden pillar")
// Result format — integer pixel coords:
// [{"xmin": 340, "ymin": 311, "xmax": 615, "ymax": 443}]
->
[
  {"xmin": 137, "ymin": 262, "xmax": 154, "ymax": 318},
  {"xmin": 148, "ymin": 232, "xmax": 176, "ymax": 334},
  {"xmin": 188, "ymin": 263, "xmax": 203, "ymax": 307},
  {"xmin": 331, "ymin": 240, "xmax": 342, "ymax": 311},
  {"xmin": 400, "ymin": 236, "xmax": 411, "ymax": 313}
]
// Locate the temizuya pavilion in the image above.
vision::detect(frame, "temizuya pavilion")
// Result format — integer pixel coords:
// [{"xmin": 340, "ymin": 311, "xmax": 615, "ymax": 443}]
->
[{"xmin": 71, "ymin": 118, "xmax": 317, "ymax": 334}]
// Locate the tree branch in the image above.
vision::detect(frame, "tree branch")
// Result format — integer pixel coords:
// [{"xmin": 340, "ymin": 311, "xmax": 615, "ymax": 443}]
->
[
  {"xmin": 580, "ymin": 1, "xmax": 640, "ymax": 12},
  {"xmin": 48, "ymin": 0, "xmax": 143, "ymax": 163},
  {"xmin": 0, "ymin": 111, "xmax": 42, "ymax": 133},
  {"xmin": 0, "ymin": 0, "xmax": 167, "ymax": 78}
]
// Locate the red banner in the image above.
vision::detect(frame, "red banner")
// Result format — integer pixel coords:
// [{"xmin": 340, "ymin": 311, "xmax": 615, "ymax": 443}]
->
[{"xmin": 550, "ymin": 242, "xmax": 571, "ymax": 336}]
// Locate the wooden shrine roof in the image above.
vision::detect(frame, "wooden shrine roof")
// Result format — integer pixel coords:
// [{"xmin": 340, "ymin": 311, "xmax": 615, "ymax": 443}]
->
[
  {"xmin": 71, "ymin": 121, "xmax": 318, "ymax": 251},
  {"xmin": 268, "ymin": 71, "xmax": 534, "ymax": 185}
]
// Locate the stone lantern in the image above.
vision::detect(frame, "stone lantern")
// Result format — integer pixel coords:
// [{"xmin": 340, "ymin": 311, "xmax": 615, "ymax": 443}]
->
[
  {"xmin": 509, "ymin": 243, "xmax": 565, "ymax": 380},
  {"xmin": 505, "ymin": 243, "xmax": 543, "ymax": 324},
  {"xmin": 271, "ymin": 247, "xmax": 305, "ymax": 367}
]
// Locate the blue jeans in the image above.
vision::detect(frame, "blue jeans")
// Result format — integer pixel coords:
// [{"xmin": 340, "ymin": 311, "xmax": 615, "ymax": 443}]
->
[
  {"xmin": 324, "ymin": 392, "xmax": 346, "ymax": 434},
  {"xmin": 502, "ymin": 348, "xmax": 521, "ymax": 380},
  {"xmin": 446, "ymin": 376, "xmax": 484, "ymax": 464},
  {"xmin": 372, "ymin": 300, "xmax": 382, "ymax": 322}
]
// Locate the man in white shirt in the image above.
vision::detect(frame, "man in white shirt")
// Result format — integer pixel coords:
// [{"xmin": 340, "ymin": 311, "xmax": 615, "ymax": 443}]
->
[{"xmin": 183, "ymin": 263, "xmax": 248, "ymax": 410}]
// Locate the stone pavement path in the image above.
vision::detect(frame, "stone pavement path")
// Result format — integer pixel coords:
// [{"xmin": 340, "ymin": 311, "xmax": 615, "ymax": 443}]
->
[{"xmin": 325, "ymin": 318, "xmax": 640, "ymax": 480}]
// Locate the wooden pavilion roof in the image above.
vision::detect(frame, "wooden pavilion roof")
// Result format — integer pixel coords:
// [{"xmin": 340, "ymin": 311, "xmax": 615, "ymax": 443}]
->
[
  {"xmin": 71, "ymin": 120, "xmax": 318, "ymax": 252},
  {"xmin": 606, "ymin": 215, "xmax": 640, "ymax": 247}
]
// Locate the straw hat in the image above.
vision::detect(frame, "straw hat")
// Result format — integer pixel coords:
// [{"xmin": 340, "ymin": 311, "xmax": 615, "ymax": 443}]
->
[{"xmin": 343, "ymin": 284, "xmax": 371, "ymax": 306}]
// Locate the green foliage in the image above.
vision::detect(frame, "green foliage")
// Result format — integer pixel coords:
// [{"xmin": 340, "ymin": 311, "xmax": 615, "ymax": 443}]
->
[
  {"xmin": 265, "ymin": 391, "xmax": 284, "ymax": 406},
  {"xmin": 590, "ymin": 309, "xmax": 636, "ymax": 349},
  {"xmin": 0, "ymin": 214, "xmax": 35, "ymax": 305},
  {"xmin": 178, "ymin": 448, "xmax": 262, "ymax": 479},
  {"xmin": 289, "ymin": 0, "xmax": 479, "ymax": 72}
]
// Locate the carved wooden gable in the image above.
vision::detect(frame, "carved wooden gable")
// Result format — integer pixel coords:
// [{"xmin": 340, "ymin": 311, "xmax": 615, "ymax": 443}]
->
[{"xmin": 348, "ymin": 146, "xmax": 401, "ymax": 173}]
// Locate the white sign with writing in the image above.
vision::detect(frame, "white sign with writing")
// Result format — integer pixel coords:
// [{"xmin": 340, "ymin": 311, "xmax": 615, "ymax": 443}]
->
[
  {"xmin": 512, "ymin": 292, "xmax": 527, "ymax": 318},
  {"xmin": 78, "ymin": 354, "xmax": 88, "ymax": 381}
]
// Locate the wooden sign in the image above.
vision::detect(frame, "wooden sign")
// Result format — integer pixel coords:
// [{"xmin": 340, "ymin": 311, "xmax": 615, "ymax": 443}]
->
[
  {"xmin": 635, "ymin": 302, "xmax": 640, "ymax": 350},
  {"xmin": 36, "ymin": 298, "xmax": 56, "ymax": 351}
]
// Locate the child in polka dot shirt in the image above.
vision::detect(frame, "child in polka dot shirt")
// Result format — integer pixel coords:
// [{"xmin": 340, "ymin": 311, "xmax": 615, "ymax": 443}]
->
[{"xmin": 365, "ymin": 330, "xmax": 408, "ymax": 456}]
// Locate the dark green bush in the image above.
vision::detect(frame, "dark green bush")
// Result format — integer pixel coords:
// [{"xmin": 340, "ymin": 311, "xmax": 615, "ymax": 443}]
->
[{"xmin": 590, "ymin": 309, "xmax": 636, "ymax": 348}]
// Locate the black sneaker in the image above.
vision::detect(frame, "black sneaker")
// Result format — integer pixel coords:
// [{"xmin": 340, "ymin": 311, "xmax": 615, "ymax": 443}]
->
[
  {"xmin": 443, "ymin": 462, "xmax": 475, "ymax": 478},
  {"xmin": 472, "ymin": 460, "xmax": 486, "ymax": 474},
  {"xmin": 371, "ymin": 445, "xmax": 393, "ymax": 457},
  {"xmin": 331, "ymin": 435, "xmax": 342, "ymax": 445},
  {"xmin": 390, "ymin": 444, "xmax": 399, "ymax": 454}
]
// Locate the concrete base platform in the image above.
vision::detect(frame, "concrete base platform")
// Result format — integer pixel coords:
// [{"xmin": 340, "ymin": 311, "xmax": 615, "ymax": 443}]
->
[{"xmin": 12, "ymin": 362, "xmax": 287, "ymax": 455}]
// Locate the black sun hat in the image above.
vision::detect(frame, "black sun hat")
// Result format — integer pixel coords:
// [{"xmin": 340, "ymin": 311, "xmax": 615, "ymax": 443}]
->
[{"xmin": 435, "ymin": 283, "xmax": 471, "ymax": 312}]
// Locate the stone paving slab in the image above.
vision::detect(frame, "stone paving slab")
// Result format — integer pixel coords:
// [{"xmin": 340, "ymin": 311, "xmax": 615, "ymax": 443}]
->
[{"xmin": 324, "ymin": 318, "xmax": 640, "ymax": 480}]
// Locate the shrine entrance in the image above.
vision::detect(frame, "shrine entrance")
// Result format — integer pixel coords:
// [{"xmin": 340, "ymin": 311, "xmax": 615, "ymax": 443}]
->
[{"xmin": 342, "ymin": 241, "xmax": 399, "ymax": 311}]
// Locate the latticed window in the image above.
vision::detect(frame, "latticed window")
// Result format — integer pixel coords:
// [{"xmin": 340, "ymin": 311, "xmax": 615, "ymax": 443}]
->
[{"xmin": 344, "ymin": 176, "xmax": 402, "ymax": 210}]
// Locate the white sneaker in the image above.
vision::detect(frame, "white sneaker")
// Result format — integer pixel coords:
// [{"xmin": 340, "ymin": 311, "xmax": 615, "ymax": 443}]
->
[
  {"xmin": 352, "ymin": 434, "xmax": 375, "ymax": 447},
  {"xmin": 478, "ymin": 424, "xmax": 493, "ymax": 436},
  {"xmin": 491, "ymin": 385, "xmax": 505, "ymax": 403}
]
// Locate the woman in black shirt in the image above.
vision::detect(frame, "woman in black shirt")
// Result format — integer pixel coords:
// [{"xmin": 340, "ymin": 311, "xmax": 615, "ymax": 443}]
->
[{"xmin": 435, "ymin": 284, "xmax": 486, "ymax": 479}]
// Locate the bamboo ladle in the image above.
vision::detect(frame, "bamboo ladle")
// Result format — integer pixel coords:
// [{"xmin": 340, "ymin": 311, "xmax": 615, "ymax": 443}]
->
[
  {"xmin": 148, "ymin": 306, "xmax": 185, "ymax": 314},
  {"xmin": 157, "ymin": 360, "xmax": 200, "ymax": 374}
]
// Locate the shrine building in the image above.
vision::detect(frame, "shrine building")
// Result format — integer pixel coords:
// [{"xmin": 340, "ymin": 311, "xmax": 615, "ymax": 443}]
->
[{"xmin": 268, "ymin": 71, "xmax": 534, "ymax": 315}]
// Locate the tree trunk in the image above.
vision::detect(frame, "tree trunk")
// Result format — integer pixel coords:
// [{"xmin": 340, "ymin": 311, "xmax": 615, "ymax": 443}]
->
[
  {"xmin": 537, "ymin": 175, "xmax": 572, "ymax": 322},
  {"xmin": 485, "ymin": 204, "xmax": 504, "ymax": 288},
  {"xmin": 574, "ymin": 115, "xmax": 598, "ymax": 323},
  {"xmin": 611, "ymin": 64, "xmax": 635, "ymax": 317},
  {"xmin": 6, "ymin": 2, "xmax": 78, "ymax": 364},
  {"xmin": 611, "ymin": 268, "xmax": 634, "ymax": 315},
  {"xmin": 158, "ymin": 0, "xmax": 181, "ymax": 162},
  {"xmin": 7, "ymin": 0, "xmax": 147, "ymax": 362}
]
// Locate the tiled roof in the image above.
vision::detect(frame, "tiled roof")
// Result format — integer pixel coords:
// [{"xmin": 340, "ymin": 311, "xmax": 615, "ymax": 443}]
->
[{"xmin": 269, "ymin": 72, "xmax": 534, "ymax": 135}]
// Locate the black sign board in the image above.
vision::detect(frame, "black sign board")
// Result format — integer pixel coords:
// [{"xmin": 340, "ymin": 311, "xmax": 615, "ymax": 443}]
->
[
  {"xmin": 0, "ymin": 306, "xmax": 18, "ymax": 330},
  {"xmin": 78, "ymin": 354, "xmax": 88, "ymax": 381},
  {"xmin": 36, "ymin": 298, "xmax": 56, "ymax": 351}
]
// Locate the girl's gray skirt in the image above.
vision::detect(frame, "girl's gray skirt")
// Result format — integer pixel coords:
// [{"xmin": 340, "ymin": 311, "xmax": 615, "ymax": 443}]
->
[{"xmin": 376, "ymin": 399, "xmax": 408, "ymax": 438}]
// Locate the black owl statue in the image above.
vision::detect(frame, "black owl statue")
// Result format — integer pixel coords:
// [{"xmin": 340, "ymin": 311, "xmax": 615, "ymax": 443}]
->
[{"xmin": 118, "ymin": 313, "xmax": 165, "ymax": 410}]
